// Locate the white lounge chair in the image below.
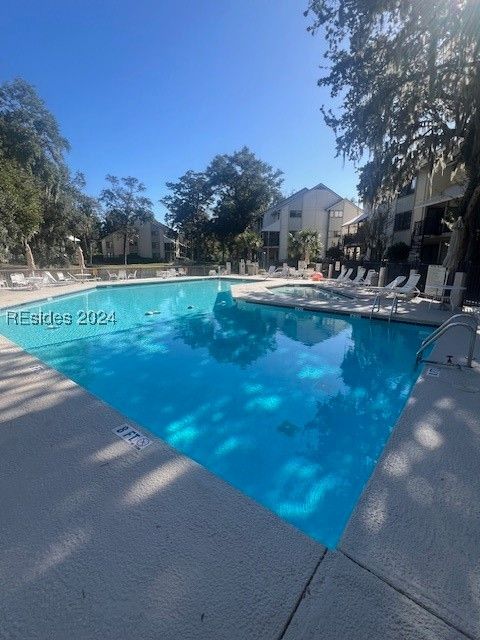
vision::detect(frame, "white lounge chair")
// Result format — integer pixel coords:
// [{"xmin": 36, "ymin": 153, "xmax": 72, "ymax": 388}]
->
[
  {"xmin": 391, "ymin": 273, "xmax": 421, "ymax": 298},
  {"xmin": 60, "ymin": 272, "xmax": 80, "ymax": 282},
  {"xmin": 117, "ymin": 269, "xmax": 127, "ymax": 280},
  {"xmin": 342, "ymin": 266, "xmax": 365, "ymax": 286},
  {"xmin": 127, "ymin": 270, "xmax": 137, "ymax": 279},
  {"xmin": 10, "ymin": 273, "xmax": 34, "ymax": 289},
  {"xmin": 330, "ymin": 267, "xmax": 353, "ymax": 284},
  {"xmin": 107, "ymin": 270, "xmax": 119, "ymax": 280},
  {"xmin": 43, "ymin": 271, "xmax": 69, "ymax": 286},
  {"xmin": 331, "ymin": 266, "xmax": 347, "ymax": 282},
  {"xmin": 354, "ymin": 269, "xmax": 376, "ymax": 287}
]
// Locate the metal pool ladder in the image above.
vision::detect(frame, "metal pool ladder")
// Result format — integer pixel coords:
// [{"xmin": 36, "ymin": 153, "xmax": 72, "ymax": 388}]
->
[
  {"xmin": 416, "ymin": 313, "xmax": 478, "ymax": 368},
  {"xmin": 370, "ymin": 293, "xmax": 399, "ymax": 322}
]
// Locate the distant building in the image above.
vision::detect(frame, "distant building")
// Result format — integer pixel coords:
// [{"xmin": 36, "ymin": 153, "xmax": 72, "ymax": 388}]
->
[
  {"xmin": 101, "ymin": 220, "xmax": 179, "ymax": 262},
  {"xmin": 385, "ymin": 164, "xmax": 466, "ymax": 264},
  {"xmin": 260, "ymin": 184, "xmax": 362, "ymax": 262},
  {"xmin": 341, "ymin": 211, "xmax": 369, "ymax": 259}
]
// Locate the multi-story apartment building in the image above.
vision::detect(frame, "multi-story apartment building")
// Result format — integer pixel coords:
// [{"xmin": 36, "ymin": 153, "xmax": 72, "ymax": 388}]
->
[
  {"xmin": 260, "ymin": 183, "xmax": 362, "ymax": 262},
  {"xmin": 386, "ymin": 164, "xmax": 466, "ymax": 264},
  {"xmin": 101, "ymin": 219, "xmax": 178, "ymax": 262}
]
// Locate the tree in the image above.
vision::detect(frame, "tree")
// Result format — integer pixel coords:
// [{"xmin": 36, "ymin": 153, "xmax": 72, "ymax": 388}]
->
[
  {"xmin": 363, "ymin": 206, "xmax": 389, "ymax": 261},
  {"xmin": 234, "ymin": 229, "xmax": 263, "ymax": 261},
  {"xmin": 0, "ymin": 155, "xmax": 42, "ymax": 261},
  {"xmin": 0, "ymin": 78, "xmax": 101, "ymax": 266},
  {"xmin": 161, "ymin": 170, "xmax": 213, "ymax": 261},
  {"xmin": 288, "ymin": 229, "xmax": 322, "ymax": 263},
  {"xmin": 100, "ymin": 176, "xmax": 154, "ymax": 265},
  {"xmin": 0, "ymin": 78, "xmax": 70, "ymax": 194},
  {"xmin": 306, "ymin": 0, "xmax": 480, "ymax": 264},
  {"xmin": 386, "ymin": 241, "xmax": 411, "ymax": 263},
  {"xmin": 207, "ymin": 147, "xmax": 283, "ymax": 255}
]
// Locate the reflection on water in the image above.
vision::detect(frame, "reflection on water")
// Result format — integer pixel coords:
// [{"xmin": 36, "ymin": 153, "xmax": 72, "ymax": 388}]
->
[{"xmin": 0, "ymin": 279, "xmax": 430, "ymax": 547}]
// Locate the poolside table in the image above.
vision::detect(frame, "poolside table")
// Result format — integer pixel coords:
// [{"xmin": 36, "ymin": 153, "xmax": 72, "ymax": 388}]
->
[{"xmin": 424, "ymin": 284, "xmax": 466, "ymax": 310}]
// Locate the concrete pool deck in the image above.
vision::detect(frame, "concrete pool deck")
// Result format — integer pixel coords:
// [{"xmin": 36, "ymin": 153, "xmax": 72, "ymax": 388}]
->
[{"xmin": 1, "ymin": 277, "xmax": 479, "ymax": 638}]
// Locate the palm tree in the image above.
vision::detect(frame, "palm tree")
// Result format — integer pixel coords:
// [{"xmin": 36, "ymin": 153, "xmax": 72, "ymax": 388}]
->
[
  {"xmin": 288, "ymin": 229, "xmax": 322, "ymax": 264},
  {"xmin": 234, "ymin": 229, "xmax": 263, "ymax": 261}
]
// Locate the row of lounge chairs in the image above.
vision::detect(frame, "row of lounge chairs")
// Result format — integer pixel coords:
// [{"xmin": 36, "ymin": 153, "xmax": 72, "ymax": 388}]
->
[
  {"xmin": 1, "ymin": 267, "xmax": 190, "ymax": 291},
  {"xmin": 330, "ymin": 266, "xmax": 421, "ymax": 299},
  {"xmin": 0, "ymin": 271, "xmax": 96, "ymax": 290},
  {"xmin": 264, "ymin": 264, "xmax": 421, "ymax": 300}
]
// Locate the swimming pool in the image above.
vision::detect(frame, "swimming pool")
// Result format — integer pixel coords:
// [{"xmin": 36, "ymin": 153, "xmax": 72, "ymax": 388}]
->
[
  {"xmin": 0, "ymin": 279, "xmax": 430, "ymax": 547},
  {"xmin": 270, "ymin": 284, "xmax": 346, "ymax": 301}
]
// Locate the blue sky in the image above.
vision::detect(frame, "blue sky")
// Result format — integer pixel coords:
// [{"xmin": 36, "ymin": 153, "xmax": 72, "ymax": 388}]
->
[{"xmin": 2, "ymin": 0, "xmax": 359, "ymax": 220}]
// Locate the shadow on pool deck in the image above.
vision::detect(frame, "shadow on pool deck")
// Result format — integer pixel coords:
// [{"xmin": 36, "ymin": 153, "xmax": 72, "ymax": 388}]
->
[{"xmin": 0, "ymin": 338, "xmax": 324, "ymax": 640}]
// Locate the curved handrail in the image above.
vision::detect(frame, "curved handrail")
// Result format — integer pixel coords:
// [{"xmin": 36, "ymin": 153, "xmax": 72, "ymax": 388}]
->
[
  {"xmin": 420, "ymin": 313, "xmax": 478, "ymax": 347},
  {"xmin": 416, "ymin": 321, "xmax": 477, "ymax": 367}
]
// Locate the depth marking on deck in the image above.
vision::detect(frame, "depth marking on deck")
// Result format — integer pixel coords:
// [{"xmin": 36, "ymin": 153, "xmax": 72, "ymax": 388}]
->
[
  {"xmin": 426, "ymin": 366, "xmax": 441, "ymax": 378},
  {"xmin": 25, "ymin": 364, "xmax": 45, "ymax": 372},
  {"xmin": 112, "ymin": 424, "xmax": 152, "ymax": 450}
]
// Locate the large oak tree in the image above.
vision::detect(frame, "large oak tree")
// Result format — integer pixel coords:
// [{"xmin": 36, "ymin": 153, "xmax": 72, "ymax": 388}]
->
[{"xmin": 306, "ymin": 0, "xmax": 480, "ymax": 263}]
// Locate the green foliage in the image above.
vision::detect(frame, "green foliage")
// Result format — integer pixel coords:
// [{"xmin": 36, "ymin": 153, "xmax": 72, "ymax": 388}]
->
[
  {"xmin": 0, "ymin": 155, "xmax": 42, "ymax": 260},
  {"xmin": 161, "ymin": 170, "xmax": 213, "ymax": 261},
  {"xmin": 306, "ymin": 0, "xmax": 480, "ymax": 261},
  {"xmin": 288, "ymin": 229, "xmax": 322, "ymax": 263},
  {"xmin": 325, "ymin": 245, "xmax": 343, "ymax": 260},
  {"xmin": 207, "ymin": 147, "xmax": 283, "ymax": 246},
  {"xmin": 385, "ymin": 241, "xmax": 410, "ymax": 263},
  {"xmin": 100, "ymin": 175, "xmax": 154, "ymax": 265},
  {"xmin": 162, "ymin": 146, "xmax": 283, "ymax": 261},
  {"xmin": 234, "ymin": 229, "xmax": 263, "ymax": 261},
  {"xmin": 0, "ymin": 78, "xmax": 101, "ymax": 265}
]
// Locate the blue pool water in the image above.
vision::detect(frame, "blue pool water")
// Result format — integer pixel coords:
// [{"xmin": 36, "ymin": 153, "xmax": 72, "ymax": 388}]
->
[
  {"xmin": 0, "ymin": 279, "xmax": 430, "ymax": 547},
  {"xmin": 270, "ymin": 284, "xmax": 346, "ymax": 301}
]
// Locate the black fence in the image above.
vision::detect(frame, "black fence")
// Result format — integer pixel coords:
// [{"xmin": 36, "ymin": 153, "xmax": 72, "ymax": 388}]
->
[{"xmin": 465, "ymin": 264, "xmax": 480, "ymax": 307}]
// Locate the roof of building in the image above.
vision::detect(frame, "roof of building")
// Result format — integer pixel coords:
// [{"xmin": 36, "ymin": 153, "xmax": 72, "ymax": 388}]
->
[
  {"xmin": 101, "ymin": 219, "xmax": 172, "ymax": 242},
  {"xmin": 341, "ymin": 211, "xmax": 369, "ymax": 227}
]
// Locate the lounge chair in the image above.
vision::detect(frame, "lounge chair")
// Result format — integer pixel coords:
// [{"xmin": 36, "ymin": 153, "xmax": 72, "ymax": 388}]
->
[
  {"xmin": 177, "ymin": 267, "xmax": 187, "ymax": 276},
  {"xmin": 127, "ymin": 270, "xmax": 137, "ymax": 279},
  {"xmin": 117, "ymin": 269, "xmax": 127, "ymax": 280},
  {"xmin": 391, "ymin": 273, "xmax": 421, "ymax": 298},
  {"xmin": 331, "ymin": 266, "xmax": 347, "ymax": 282},
  {"xmin": 59, "ymin": 272, "xmax": 80, "ymax": 282},
  {"xmin": 10, "ymin": 273, "xmax": 35, "ymax": 289},
  {"xmin": 107, "ymin": 270, "xmax": 119, "ymax": 280},
  {"xmin": 155, "ymin": 270, "xmax": 168, "ymax": 279},
  {"xmin": 330, "ymin": 267, "xmax": 353, "ymax": 285},
  {"xmin": 43, "ymin": 271, "xmax": 69, "ymax": 286},
  {"xmin": 354, "ymin": 269, "xmax": 376, "ymax": 287},
  {"xmin": 342, "ymin": 266, "xmax": 365, "ymax": 286}
]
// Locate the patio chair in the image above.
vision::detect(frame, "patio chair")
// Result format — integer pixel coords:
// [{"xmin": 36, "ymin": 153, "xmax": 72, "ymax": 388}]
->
[
  {"xmin": 331, "ymin": 266, "xmax": 347, "ymax": 282},
  {"xmin": 330, "ymin": 267, "xmax": 353, "ymax": 285},
  {"xmin": 127, "ymin": 270, "xmax": 137, "ymax": 279},
  {"xmin": 155, "ymin": 270, "xmax": 168, "ymax": 279},
  {"xmin": 117, "ymin": 269, "xmax": 127, "ymax": 280},
  {"xmin": 43, "ymin": 271, "xmax": 69, "ymax": 286},
  {"xmin": 60, "ymin": 272, "xmax": 81, "ymax": 282},
  {"xmin": 354, "ymin": 269, "xmax": 377, "ymax": 287},
  {"xmin": 107, "ymin": 270, "xmax": 119, "ymax": 280},
  {"xmin": 391, "ymin": 273, "xmax": 421, "ymax": 298},
  {"xmin": 10, "ymin": 273, "xmax": 34, "ymax": 289},
  {"xmin": 342, "ymin": 266, "xmax": 365, "ymax": 286}
]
